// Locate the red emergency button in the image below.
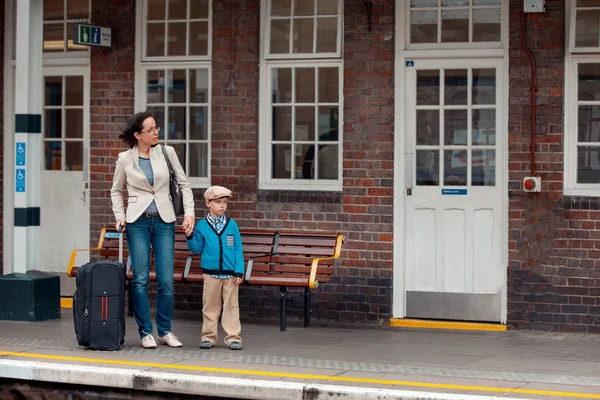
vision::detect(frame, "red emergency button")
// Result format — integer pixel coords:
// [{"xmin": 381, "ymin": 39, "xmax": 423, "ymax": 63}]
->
[{"xmin": 524, "ymin": 178, "xmax": 535, "ymax": 190}]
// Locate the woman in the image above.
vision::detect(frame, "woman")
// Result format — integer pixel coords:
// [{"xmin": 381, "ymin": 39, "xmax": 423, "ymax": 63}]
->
[{"xmin": 111, "ymin": 111, "xmax": 195, "ymax": 349}]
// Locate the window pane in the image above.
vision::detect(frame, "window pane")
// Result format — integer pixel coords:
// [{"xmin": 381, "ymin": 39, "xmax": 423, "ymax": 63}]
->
[
  {"xmin": 189, "ymin": 21, "xmax": 209, "ymax": 56},
  {"xmin": 295, "ymin": 106, "xmax": 315, "ymax": 141},
  {"xmin": 45, "ymin": 110, "xmax": 62, "ymax": 139},
  {"xmin": 441, "ymin": 9, "xmax": 468, "ymax": 42},
  {"xmin": 272, "ymin": 144, "xmax": 292, "ymax": 178},
  {"xmin": 318, "ymin": 106, "xmax": 339, "ymax": 140},
  {"xmin": 579, "ymin": 64, "xmax": 600, "ymax": 101},
  {"xmin": 66, "ymin": 141, "xmax": 83, "ymax": 171},
  {"xmin": 190, "ymin": 0, "xmax": 210, "ymax": 19},
  {"xmin": 170, "ymin": 143, "xmax": 187, "ymax": 174},
  {"xmin": 68, "ymin": 0, "xmax": 89, "ymax": 19},
  {"xmin": 147, "ymin": 23, "xmax": 166, "ymax": 56},
  {"xmin": 411, "ymin": 0, "xmax": 437, "ymax": 6},
  {"xmin": 44, "ymin": 0, "xmax": 63, "ymax": 20},
  {"xmin": 318, "ymin": 0, "xmax": 338, "ymax": 15},
  {"xmin": 578, "ymin": 106, "xmax": 600, "ymax": 143},
  {"xmin": 65, "ymin": 76, "xmax": 84, "ymax": 106},
  {"xmin": 270, "ymin": 20, "xmax": 290, "ymax": 53},
  {"xmin": 45, "ymin": 142, "xmax": 62, "ymax": 171},
  {"xmin": 578, "ymin": 146, "xmax": 600, "ymax": 183},
  {"xmin": 148, "ymin": 70, "xmax": 166, "ymax": 103},
  {"xmin": 316, "ymin": 17, "xmax": 337, "ymax": 53},
  {"xmin": 272, "ymin": 0, "xmax": 292, "ymax": 16},
  {"xmin": 189, "ymin": 143, "xmax": 208, "ymax": 177},
  {"xmin": 318, "ymin": 67, "xmax": 338, "ymax": 103},
  {"xmin": 411, "ymin": 10, "xmax": 437, "ymax": 43},
  {"xmin": 148, "ymin": 106, "xmax": 166, "ymax": 140},
  {"xmin": 148, "ymin": 0, "xmax": 166, "ymax": 20},
  {"xmin": 445, "ymin": 69, "xmax": 468, "ymax": 105},
  {"xmin": 444, "ymin": 150, "xmax": 468, "ymax": 186},
  {"xmin": 296, "ymin": 68, "xmax": 315, "ymax": 103},
  {"xmin": 416, "ymin": 150, "xmax": 439, "ymax": 186},
  {"xmin": 472, "ymin": 68, "xmax": 496, "ymax": 105},
  {"xmin": 473, "ymin": 8, "xmax": 501, "ymax": 42},
  {"xmin": 296, "ymin": 143, "xmax": 314, "ymax": 179},
  {"xmin": 44, "ymin": 23, "xmax": 64, "ymax": 52},
  {"xmin": 190, "ymin": 69, "xmax": 209, "ymax": 103},
  {"xmin": 189, "ymin": 106, "xmax": 208, "ymax": 140},
  {"xmin": 45, "ymin": 77, "xmax": 63, "ymax": 106},
  {"xmin": 416, "ymin": 110, "xmax": 439, "ymax": 145},
  {"xmin": 472, "ymin": 109, "xmax": 496, "ymax": 145},
  {"xmin": 576, "ymin": 10, "xmax": 600, "ymax": 48},
  {"xmin": 417, "ymin": 70, "xmax": 440, "ymax": 105},
  {"xmin": 442, "ymin": 0, "xmax": 468, "ymax": 5},
  {"xmin": 317, "ymin": 144, "xmax": 338, "ymax": 179},
  {"xmin": 473, "ymin": 0, "xmax": 501, "ymax": 4},
  {"xmin": 65, "ymin": 109, "xmax": 83, "ymax": 139},
  {"xmin": 444, "ymin": 110, "xmax": 468, "ymax": 145},
  {"xmin": 167, "ymin": 107, "xmax": 186, "ymax": 140},
  {"xmin": 293, "ymin": 18, "xmax": 314, "ymax": 53},
  {"xmin": 273, "ymin": 68, "xmax": 292, "ymax": 103},
  {"xmin": 472, "ymin": 150, "xmax": 495, "ymax": 186},
  {"xmin": 294, "ymin": 0, "xmax": 315, "ymax": 16},
  {"xmin": 272, "ymin": 106, "xmax": 292, "ymax": 140},
  {"xmin": 168, "ymin": 70, "xmax": 187, "ymax": 103},
  {"xmin": 67, "ymin": 23, "xmax": 88, "ymax": 51},
  {"xmin": 167, "ymin": 22, "xmax": 186, "ymax": 56},
  {"xmin": 168, "ymin": 0, "xmax": 186, "ymax": 19}
]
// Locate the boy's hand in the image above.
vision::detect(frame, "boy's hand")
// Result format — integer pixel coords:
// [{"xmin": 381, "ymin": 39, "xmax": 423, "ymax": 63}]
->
[{"xmin": 233, "ymin": 277, "xmax": 243, "ymax": 285}]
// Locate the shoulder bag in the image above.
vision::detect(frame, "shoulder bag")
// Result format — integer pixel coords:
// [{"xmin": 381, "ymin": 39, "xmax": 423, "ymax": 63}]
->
[{"xmin": 161, "ymin": 145, "xmax": 184, "ymax": 216}]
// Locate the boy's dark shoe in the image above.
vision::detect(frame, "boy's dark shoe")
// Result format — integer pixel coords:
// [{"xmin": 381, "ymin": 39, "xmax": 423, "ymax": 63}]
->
[
  {"xmin": 199, "ymin": 340, "xmax": 213, "ymax": 349},
  {"xmin": 228, "ymin": 341, "xmax": 243, "ymax": 350}
]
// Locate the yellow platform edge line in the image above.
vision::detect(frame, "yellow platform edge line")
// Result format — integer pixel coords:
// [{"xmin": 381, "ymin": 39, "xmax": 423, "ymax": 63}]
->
[
  {"xmin": 60, "ymin": 297, "xmax": 73, "ymax": 309},
  {"xmin": 390, "ymin": 318, "xmax": 506, "ymax": 331},
  {"xmin": 0, "ymin": 351, "xmax": 598, "ymax": 399}
]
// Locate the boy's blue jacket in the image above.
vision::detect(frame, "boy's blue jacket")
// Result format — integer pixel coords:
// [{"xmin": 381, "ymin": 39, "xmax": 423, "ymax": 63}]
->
[{"xmin": 186, "ymin": 217, "xmax": 244, "ymax": 278}]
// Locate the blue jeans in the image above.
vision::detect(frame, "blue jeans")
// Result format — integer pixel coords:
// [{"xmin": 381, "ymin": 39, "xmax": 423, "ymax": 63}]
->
[{"xmin": 126, "ymin": 216, "xmax": 175, "ymax": 338}]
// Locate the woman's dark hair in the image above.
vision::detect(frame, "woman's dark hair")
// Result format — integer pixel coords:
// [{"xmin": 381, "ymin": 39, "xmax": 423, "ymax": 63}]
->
[{"xmin": 119, "ymin": 111, "xmax": 153, "ymax": 149}]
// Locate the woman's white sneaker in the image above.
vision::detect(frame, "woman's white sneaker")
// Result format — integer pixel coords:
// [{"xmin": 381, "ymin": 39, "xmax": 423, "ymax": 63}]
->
[
  {"xmin": 141, "ymin": 334, "xmax": 157, "ymax": 349},
  {"xmin": 157, "ymin": 332, "xmax": 183, "ymax": 347}
]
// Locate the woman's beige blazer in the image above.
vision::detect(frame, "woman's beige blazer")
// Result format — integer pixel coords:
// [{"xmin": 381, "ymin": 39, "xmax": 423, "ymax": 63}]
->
[{"xmin": 111, "ymin": 144, "xmax": 195, "ymax": 223}]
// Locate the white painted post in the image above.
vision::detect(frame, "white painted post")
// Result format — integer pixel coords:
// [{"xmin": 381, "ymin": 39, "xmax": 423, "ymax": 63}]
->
[{"xmin": 13, "ymin": 0, "xmax": 43, "ymax": 273}]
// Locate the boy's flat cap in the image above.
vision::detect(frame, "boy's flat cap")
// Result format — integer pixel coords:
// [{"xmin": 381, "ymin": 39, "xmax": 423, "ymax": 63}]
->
[{"xmin": 204, "ymin": 185, "xmax": 233, "ymax": 201}]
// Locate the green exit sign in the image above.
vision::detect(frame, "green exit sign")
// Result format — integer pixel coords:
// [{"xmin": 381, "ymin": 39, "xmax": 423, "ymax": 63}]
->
[{"xmin": 73, "ymin": 24, "xmax": 111, "ymax": 47}]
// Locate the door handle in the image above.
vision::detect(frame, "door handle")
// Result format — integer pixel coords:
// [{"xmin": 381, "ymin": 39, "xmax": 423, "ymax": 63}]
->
[{"xmin": 405, "ymin": 152, "xmax": 414, "ymax": 195}]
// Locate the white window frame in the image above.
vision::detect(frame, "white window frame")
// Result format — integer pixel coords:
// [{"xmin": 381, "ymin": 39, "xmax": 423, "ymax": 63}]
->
[
  {"xmin": 405, "ymin": 0, "xmax": 504, "ymax": 51},
  {"xmin": 259, "ymin": 0, "xmax": 344, "ymax": 191},
  {"xmin": 135, "ymin": 0, "xmax": 212, "ymax": 188},
  {"xmin": 42, "ymin": 0, "xmax": 91, "ymax": 60},
  {"xmin": 141, "ymin": 0, "xmax": 212, "ymax": 62},
  {"xmin": 568, "ymin": 0, "xmax": 600, "ymax": 54}
]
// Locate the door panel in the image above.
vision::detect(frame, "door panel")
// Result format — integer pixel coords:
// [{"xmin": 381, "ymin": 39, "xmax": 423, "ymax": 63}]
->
[
  {"xmin": 40, "ymin": 67, "xmax": 90, "ymax": 296},
  {"xmin": 404, "ymin": 59, "xmax": 504, "ymax": 322}
]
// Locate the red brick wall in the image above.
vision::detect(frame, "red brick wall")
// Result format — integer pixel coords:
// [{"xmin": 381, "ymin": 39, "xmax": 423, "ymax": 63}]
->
[
  {"xmin": 0, "ymin": 0, "xmax": 5, "ymax": 275},
  {"xmin": 506, "ymin": 0, "xmax": 600, "ymax": 332}
]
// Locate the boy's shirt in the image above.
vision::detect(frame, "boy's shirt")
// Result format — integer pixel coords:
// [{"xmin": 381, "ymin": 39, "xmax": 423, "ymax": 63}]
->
[{"xmin": 186, "ymin": 214, "xmax": 244, "ymax": 278}]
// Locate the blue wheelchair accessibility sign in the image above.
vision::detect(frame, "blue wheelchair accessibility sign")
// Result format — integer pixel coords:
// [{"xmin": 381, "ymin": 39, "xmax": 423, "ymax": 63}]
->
[
  {"xmin": 15, "ymin": 169, "xmax": 25, "ymax": 192},
  {"xmin": 16, "ymin": 142, "xmax": 26, "ymax": 166}
]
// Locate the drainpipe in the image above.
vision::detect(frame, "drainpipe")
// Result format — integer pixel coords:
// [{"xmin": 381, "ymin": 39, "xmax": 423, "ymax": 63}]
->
[{"xmin": 521, "ymin": 9, "xmax": 537, "ymax": 177}]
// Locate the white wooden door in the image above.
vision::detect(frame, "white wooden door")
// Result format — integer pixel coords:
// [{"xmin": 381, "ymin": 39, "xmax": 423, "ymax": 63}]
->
[
  {"xmin": 404, "ymin": 59, "xmax": 505, "ymax": 322},
  {"xmin": 40, "ymin": 66, "xmax": 90, "ymax": 295}
]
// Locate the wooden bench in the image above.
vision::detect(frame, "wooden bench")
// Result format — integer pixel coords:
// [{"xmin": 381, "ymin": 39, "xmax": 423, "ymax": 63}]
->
[{"xmin": 67, "ymin": 227, "xmax": 345, "ymax": 331}]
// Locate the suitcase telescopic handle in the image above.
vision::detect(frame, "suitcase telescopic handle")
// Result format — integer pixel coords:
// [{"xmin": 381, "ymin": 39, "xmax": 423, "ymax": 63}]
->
[{"xmin": 117, "ymin": 226, "xmax": 124, "ymax": 264}]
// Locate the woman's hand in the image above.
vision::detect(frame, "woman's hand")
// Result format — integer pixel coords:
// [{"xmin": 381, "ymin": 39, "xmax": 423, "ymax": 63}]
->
[
  {"xmin": 116, "ymin": 218, "xmax": 126, "ymax": 232},
  {"xmin": 182, "ymin": 215, "xmax": 195, "ymax": 236}
]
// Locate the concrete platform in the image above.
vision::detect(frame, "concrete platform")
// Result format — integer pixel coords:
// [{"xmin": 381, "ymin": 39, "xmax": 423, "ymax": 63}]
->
[{"xmin": 1, "ymin": 310, "xmax": 600, "ymax": 399}]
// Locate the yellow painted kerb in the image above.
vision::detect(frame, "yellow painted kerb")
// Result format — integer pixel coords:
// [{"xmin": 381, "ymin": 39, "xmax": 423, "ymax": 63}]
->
[
  {"xmin": 60, "ymin": 297, "xmax": 73, "ymax": 309},
  {"xmin": 390, "ymin": 318, "xmax": 506, "ymax": 331},
  {"xmin": 0, "ymin": 351, "xmax": 597, "ymax": 399}
]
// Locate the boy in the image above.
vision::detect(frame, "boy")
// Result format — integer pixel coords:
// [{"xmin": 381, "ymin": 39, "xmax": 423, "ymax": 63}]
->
[{"xmin": 186, "ymin": 185, "xmax": 244, "ymax": 350}]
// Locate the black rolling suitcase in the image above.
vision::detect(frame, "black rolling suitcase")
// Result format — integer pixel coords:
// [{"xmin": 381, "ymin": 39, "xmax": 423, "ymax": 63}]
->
[{"xmin": 73, "ymin": 229, "xmax": 126, "ymax": 350}]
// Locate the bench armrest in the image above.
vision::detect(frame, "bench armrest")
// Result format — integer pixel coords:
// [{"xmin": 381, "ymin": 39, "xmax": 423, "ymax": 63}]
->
[
  {"xmin": 67, "ymin": 228, "xmax": 108, "ymax": 277},
  {"xmin": 244, "ymin": 253, "xmax": 274, "ymax": 282},
  {"xmin": 308, "ymin": 234, "xmax": 346, "ymax": 289}
]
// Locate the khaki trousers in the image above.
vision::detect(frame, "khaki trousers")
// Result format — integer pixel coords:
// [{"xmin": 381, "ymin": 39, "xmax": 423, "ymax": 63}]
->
[{"xmin": 201, "ymin": 274, "xmax": 242, "ymax": 345}]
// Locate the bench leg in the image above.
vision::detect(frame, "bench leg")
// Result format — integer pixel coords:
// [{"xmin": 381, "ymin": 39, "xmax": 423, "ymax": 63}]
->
[
  {"xmin": 279, "ymin": 286, "xmax": 287, "ymax": 332},
  {"xmin": 304, "ymin": 287, "xmax": 310, "ymax": 328}
]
